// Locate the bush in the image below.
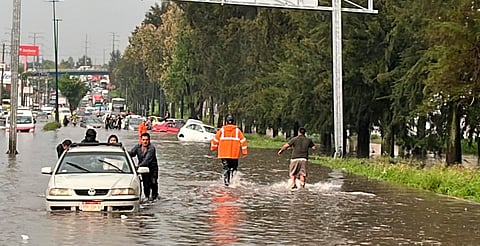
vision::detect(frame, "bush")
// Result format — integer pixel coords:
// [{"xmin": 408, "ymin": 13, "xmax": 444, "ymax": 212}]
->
[{"xmin": 43, "ymin": 122, "xmax": 61, "ymax": 131}]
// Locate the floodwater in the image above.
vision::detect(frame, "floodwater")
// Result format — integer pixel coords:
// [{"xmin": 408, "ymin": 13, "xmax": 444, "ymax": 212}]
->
[{"xmin": 1, "ymin": 122, "xmax": 480, "ymax": 245}]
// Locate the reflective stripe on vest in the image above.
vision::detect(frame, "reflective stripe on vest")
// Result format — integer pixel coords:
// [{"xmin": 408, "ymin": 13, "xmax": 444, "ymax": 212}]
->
[{"xmin": 219, "ymin": 127, "xmax": 240, "ymax": 141}]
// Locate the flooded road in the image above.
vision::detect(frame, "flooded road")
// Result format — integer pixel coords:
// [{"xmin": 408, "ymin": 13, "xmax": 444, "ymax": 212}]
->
[{"xmin": 1, "ymin": 122, "xmax": 480, "ymax": 245}]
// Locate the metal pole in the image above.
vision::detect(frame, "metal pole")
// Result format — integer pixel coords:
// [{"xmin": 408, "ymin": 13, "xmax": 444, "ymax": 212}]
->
[
  {"xmin": 0, "ymin": 43, "xmax": 5, "ymax": 101},
  {"xmin": 52, "ymin": 0, "xmax": 59, "ymax": 123},
  {"xmin": 8, "ymin": 0, "xmax": 21, "ymax": 156},
  {"xmin": 332, "ymin": 0, "xmax": 344, "ymax": 157},
  {"xmin": 84, "ymin": 34, "xmax": 87, "ymax": 66}
]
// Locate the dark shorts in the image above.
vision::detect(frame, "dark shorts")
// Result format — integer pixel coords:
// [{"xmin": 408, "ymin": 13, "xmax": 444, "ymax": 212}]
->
[{"xmin": 289, "ymin": 158, "xmax": 307, "ymax": 177}]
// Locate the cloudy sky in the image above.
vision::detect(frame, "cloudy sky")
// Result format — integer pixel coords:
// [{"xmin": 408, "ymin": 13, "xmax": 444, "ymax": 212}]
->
[{"xmin": 0, "ymin": 0, "xmax": 158, "ymax": 65}]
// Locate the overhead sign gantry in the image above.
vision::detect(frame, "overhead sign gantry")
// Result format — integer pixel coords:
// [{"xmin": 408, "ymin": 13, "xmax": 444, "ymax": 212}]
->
[{"xmin": 171, "ymin": 0, "xmax": 377, "ymax": 157}]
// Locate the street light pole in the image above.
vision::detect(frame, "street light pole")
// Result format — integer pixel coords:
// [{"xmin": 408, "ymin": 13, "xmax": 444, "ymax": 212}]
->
[{"xmin": 51, "ymin": 0, "xmax": 60, "ymax": 123}]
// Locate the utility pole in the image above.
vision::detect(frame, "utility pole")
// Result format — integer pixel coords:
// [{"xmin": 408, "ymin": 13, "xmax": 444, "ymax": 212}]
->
[
  {"xmin": 8, "ymin": 0, "xmax": 21, "ymax": 156},
  {"xmin": 50, "ymin": 0, "xmax": 60, "ymax": 123},
  {"xmin": 0, "ymin": 43, "xmax": 5, "ymax": 102},
  {"xmin": 28, "ymin": 32, "xmax": 43, "ymax": 71},
  {"xmin": 110, "ymin": 32, "xmax": 119, "ymax": 54},
  {"xmin": 31, "ymin": 33, "xmax": 42, "ymax": 105},
  {"xmin": 110, "ymin": 32, "xmax": 119, "ymax": 66},
  {"xmin": 84, "ymin": 33, "xmax": 89, "ymax": 66}
]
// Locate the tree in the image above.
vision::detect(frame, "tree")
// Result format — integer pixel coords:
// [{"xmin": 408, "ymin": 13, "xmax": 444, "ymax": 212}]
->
[
  {"xmin": 108, "ymin": 50, "xmax": 122, "ymax": 73},
  {"xmin": 57, "ymin": 74, "xmax": 88, "ymax": 111},
  {"xmin": 417, "ymin": 0, "xmax": 480, "ymax": 165}
]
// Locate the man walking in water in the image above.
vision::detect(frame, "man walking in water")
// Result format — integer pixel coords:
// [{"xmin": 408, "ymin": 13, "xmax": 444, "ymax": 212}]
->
[
  {"xmin": 278, "ymin": 127, "xmax": 316, "ymax": 190},
  {"xmin": 129, "ymin": 133, "xmax": 159, "ymax": 201},
  {"xmin": 211, "ymin": 114, "xmax": 248, "ymax": 186}
]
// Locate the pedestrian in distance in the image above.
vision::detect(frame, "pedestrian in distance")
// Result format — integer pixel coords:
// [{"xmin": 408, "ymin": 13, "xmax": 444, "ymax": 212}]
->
[
  {"xmin": 62, "ymin": 115, "xmax": 69, "ymax": 127},
  {"xmin": 164, "ymin": 110, "xmax": 170, "ymax": 120},
  {"xmin": 277, "ymin": 127, "xmax": 317, "ymax": 190},
  {"xmin": 210, "ymin": 114, "xmax": 248, "ymax": 186},
  {"xmin": 107, "ymin": 134, "xmax": 119, "ymax": 144},
  {"xmin": 81, "ymin": 129, "xmax": 99, "ymax": 143},
  {"xmin": 56, "ymin": 139, "xmax": 72, "ymax": 158},
  {"xmin": 138, "ymin": 119, "xmax": 147, "ymax": 142},
  {"xmin": 128, "ymin": 133, "xmax": 159, "ymax": 201}
]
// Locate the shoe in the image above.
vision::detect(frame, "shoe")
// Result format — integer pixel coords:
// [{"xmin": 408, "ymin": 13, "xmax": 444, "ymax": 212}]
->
[
  {"xmin": 224, "ymin": 182, "xmax": 229, "ymax": 187},
  {"xmin": 299, "ymin": 182, "xmax": 305, "ymax": 188},
  {"xmin": 291, "ymin": 184, "xmax": 298, "ymax": 190}
]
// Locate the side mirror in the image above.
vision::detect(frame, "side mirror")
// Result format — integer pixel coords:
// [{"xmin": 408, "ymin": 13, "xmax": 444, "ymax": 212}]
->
[
  {"xmin": 137, "ymin": 166, "xmax": 149, "ymax": 174},
  {"xmin": 41, "ymin": 167, "xmax": 52, "ymax": 174}
]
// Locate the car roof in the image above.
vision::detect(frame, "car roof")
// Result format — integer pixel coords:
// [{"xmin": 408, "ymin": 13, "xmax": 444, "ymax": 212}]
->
[
  {"xmin": 165, "ymin": 118, "xmax": 185, "ymax": 122},
  {"xmin": 186, "ymin": 119, "xmax": 204, "ymax": 124},
  {"xmin": 67, "ymin": 143, "xmax": 126, "ymax": 153},
  {"xmin": 185, "ymin": 119, "xmax": 215, "ymax": 127}
]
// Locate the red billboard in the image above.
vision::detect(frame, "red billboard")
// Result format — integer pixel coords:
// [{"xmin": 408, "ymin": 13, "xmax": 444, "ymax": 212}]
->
[{"xmin": 19, "ymin": 45, "xmax": 39, "ymax": 56}]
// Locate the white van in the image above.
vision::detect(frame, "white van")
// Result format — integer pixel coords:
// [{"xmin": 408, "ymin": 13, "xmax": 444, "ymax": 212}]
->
[{"xmin": 6, "ymin": 110, "xmax": 35, "ymax": 132}]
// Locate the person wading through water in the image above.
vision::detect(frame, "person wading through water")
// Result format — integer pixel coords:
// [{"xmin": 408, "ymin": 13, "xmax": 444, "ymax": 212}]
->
[
  {"xmin": 211, "ymin": 114, "xmax": 248, "ymax": 186},
  {"xmin": 277, "ymin": 127, "xmax": 316, "ymax": 190}
]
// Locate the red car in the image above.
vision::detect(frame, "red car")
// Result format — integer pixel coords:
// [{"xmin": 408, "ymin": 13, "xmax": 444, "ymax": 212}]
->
[{"xmin": 151, "ymin": 120, "xmax": 185, "ymax": 133}]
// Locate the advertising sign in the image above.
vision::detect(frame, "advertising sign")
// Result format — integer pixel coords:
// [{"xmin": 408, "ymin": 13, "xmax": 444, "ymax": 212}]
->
[{"xmin": 19, "ymin": 45, "xmax": 39, "ymax": 56}]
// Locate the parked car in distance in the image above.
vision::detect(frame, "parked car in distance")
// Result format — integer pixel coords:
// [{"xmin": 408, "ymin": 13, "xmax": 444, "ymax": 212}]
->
[
  {"xmin": 151, "ymin": 119, "xmax": 185, "ymax": 133},
  {"xmin": 0, "ymin": 117, "xmax": 5, "ymax": 130},
  {"xmin": 6, "ymin": 110, "xmax": 35, "ymax": 132},
  {"xmin": 126, "ymin": 116, "xmax": 145, "ymax": 131},
  {"xmin": 177, "ymin": 119, "xmax": 217, "ymax": 142},
  {"xmin": 41, "ymin": 106, "xmax": 54, "ymax": 115},
  {"xmin": 0, "ymin": 105, "xmax": 6, "ymax": 116},
  {"xmin": 41, "ymin": 143, "xmax": 149, "ymax": 212},
  {"xmin": 34, "ymin": 110, "xmax": 48, "ymax": 121},
  {"xmin": 147, "ymin": 115, "xmax": 162, "ymax": 127},
  {"xmin": 80, "ymin": 117, "xmax": 104, "ymax": 129}
]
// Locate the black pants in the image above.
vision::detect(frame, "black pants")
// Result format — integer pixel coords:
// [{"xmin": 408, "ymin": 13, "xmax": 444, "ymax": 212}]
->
[
  {"xmin": 222, "ymin": 159, "xmax": 238, "ymax": 185},
  {"xmin": 141, "ymin": 169, "xmax": 158, "ymax": 199}
]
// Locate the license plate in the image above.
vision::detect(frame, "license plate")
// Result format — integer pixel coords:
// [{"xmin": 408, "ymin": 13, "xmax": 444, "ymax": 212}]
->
[{"xmin": 80, "ymin": 201, "xmax": 102, "ymax": 211}]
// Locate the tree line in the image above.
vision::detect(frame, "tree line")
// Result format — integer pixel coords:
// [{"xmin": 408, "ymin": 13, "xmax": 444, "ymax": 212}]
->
[{"xmin": 109, "ymin": 0, "xmax": 480, "ymax": 165}]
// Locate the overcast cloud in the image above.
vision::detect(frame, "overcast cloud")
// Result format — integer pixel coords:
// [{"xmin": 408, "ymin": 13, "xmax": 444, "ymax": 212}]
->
[{"xmin": 0, "ymin": 0, "xmax": 157, "ymax": 65}]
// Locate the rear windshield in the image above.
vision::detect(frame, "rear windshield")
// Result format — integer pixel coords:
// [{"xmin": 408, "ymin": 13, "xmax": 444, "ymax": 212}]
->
[
  {"xmin": 7, "ymin": 115, "xmax": 33, "ymax": 124},
  {"xmin": 56, "ymin": 151, "xmax": 133, "ymax": 174}
]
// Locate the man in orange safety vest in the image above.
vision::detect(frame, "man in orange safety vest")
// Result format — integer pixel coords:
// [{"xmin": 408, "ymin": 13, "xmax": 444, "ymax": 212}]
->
[{"xmin": 211, "ymin": 114, "xmax": 248, "ymax": 186}]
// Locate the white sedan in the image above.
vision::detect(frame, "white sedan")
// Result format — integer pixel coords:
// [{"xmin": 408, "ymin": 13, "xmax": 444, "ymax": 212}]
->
[
  {"xmin": 177, "ymin": 119, "xmax": 217, "ymax": 142},
  {"xmin": 41, "ymin": 143, "xmax": 149, "ymax": 212}
]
